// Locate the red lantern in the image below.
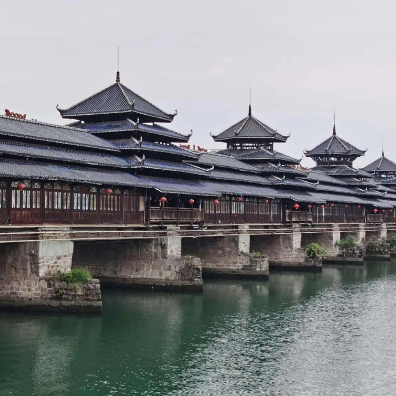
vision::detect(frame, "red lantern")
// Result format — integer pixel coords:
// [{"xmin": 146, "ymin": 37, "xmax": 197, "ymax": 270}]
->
[
  {"xmin": 264, "ymin": 199, "xmax": 269, "ymax": 204},
  {"xmin": 320, "ymin": 205, "xmax": 325, "ymax": 209},
  {"xmin": 293, "ymin": 204, "xmax": 300, "ymax": 210},
  {"xmin": 237, "ymin": 197, "xmax": 243, "ymax": 202},
  {"xmin": 382, "ymin": 209, "xmax": 386, "ymax": 213},
  {"xmin": 373, "ymin": 208, "xmax": 378, "ymax": 213},
  {"xmin": 390, "ymin": 209, "xmax": 393, "ymax": 212},
  {"xmin": 17, "ymin": 183, "xmax": 25, "ymax": 190},
  {"xmin": 213, "ymin": 199, "xmax": 219, "ymax": 205},
  {"xmin": 160, "ymin": 197, "xmax": 167, "ymax": 203},
  {"xmin": 307, "ymin": 205, "xmax": 312, "ymax": 209},
  {"xmin": 105, "ymin": 188, "xmax": 113, "ymax": 194},
  {"xmin": 234, "ymin": 214, "xmax": 237, "ymax": 218},
  {"xmin": 358, "ymin": 205, "xmax": 361, "ymax": 208},
  {"xmin": 188, "ymin": 199, "xmax": 195, "ymax": 205},
  {"xmin": 330, "ymin": 203, "xmax": 334, "ymax": 207},
  {"xmin": 344, "ymin": 204, "xmax": 348, "ymax": 208}
]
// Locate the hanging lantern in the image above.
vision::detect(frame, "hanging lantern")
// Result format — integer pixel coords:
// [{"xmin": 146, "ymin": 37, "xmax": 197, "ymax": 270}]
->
[
  {"xmin": 105, "ymin": 188, "xmax": 113, "ymax": 194},
  {"xmin": 234, "ymin": 214, "xmax": 237, "ymax": 218},
  {"xmin": 264, "ymin": 199, "xmax": 269, "ymax": 204},
  {"xmin": 293, "ymin": 203, "xmax": 300, "ymax": 210},
  {"xmin": 320, "ymin": 205, "xmax": 325, "ymax": 209},
  {"xmin": 17, "ymin": 183, "xmax": 26, "ymax": 190},
  {"xmin": 330, "ymin": 203, "xmax": 334, "ymax": 207},
  {"xmin": 213, "ymin": 199, "xmax": 219, "ymax": 205},
  {"xmin": 390, "ymin": 209, "xmax": 393, "ymax": 212},
  {"xmin": 373, "ymin": 208, "xmax": 378, "ymax": 213},
  {"xmin": 160, "ymin": 197, "xmax": 167, "ymax": 203},
  {"xmin": 237, "ymin": 197, "xmax": 243, "ymax": 202},
  {"xmin": 344, "ymin": 204, "xmax": 348, "ymax": 208},
  {"xmin": 188, "ymin": 199, "xmax": 195, "ymax": 205},
  {"xmin": 382, "ymin": 209, "xmax": 386, "ymax": 213},
  {"xmin": 307, "ymin": 204, "xmax": 312, "ymax": 209}
]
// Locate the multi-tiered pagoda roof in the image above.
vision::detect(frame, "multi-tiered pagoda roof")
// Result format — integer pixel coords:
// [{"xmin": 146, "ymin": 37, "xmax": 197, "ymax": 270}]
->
[
  {"xmin": 57, "ymin": 78, "xmax": 176, "ymax": 123},
  {"xmin": 305, "ymin": 124, "xmax": 366, "ymax": 167}
]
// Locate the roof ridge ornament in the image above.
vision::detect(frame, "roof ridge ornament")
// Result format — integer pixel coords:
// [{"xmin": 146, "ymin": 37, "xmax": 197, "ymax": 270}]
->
[{"xmin": 116, "ymin": 46, "xmax": 120, "ymax": 83}]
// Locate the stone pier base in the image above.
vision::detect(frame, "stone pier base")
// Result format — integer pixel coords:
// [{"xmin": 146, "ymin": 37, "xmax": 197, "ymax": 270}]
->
[
  {"xmin": 0, "ymin": 241, "xmax": 102, "ymax": 313},
  {"xmin": 73, "ymin": 236, "xmax": 203, "ymax": 292}
]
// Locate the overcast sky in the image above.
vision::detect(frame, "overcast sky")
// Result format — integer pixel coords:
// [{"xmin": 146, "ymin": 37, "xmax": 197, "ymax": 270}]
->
[{"xmin": 1, "ymin": 0, "xmax": 396, "ymax": 167}]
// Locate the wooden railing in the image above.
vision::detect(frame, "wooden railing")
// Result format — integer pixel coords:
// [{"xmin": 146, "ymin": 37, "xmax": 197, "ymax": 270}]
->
[
  {"xmin": 149, "ymin": 207, "xmax": 203, "ymax": 223},
  {"xmin": 366, "ymin": 214, "xmax": 384, "ymax": 223},
  {"xmin": 286, "ymin": 211, "xmax": 313, "ymax": 223}
]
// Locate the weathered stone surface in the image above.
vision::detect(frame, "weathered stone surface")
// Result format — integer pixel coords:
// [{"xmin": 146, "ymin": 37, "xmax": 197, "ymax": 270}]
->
[
  {"xmin": 72, "ymin": 239, "xmax": 203, "ymax": 291},
  {"xmin": 0, "ymin": 241, "xmax": 101, "ymax": 313}
]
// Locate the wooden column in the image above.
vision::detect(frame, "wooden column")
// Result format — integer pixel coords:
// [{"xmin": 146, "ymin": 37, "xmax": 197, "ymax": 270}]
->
[{"xmin": 176, "ymin": 195, "xmax": 180, "ymax": 226}]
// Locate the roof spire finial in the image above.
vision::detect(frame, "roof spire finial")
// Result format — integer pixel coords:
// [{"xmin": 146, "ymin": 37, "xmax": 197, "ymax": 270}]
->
[
  {"xmin": 248, "ymin": 83, "xmax": 252, "ymax": 116},
  {"xmin": 116, "ymin": 45, "xmax": 120, "ymax": 83},
  {"xmin": 333, "ymin": 108, "xmax": 336, "ymax": 135},
  {"xmin": 382, "ymin": 136, "xmax": 384, "ymax": 157}
]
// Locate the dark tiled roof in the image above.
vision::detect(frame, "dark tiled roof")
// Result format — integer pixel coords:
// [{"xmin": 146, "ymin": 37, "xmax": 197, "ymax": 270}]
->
[
  {"xmin": 309, "ymin": 192, "xmax": 377, "ymax": 205},
  {"xmin": 0, "ymin": 159, "xmax": 142, "ymax": 186},
  {"xmin": 305, "ymin": 130, "xmax": 366, "ymax": 157},
  {"xmin": 58, "ymin": 83, "xmax": 175, "ymax": 122},
  {"xmin": 313, "ymin": 165, "xmax": 372, "ymax": 178},
  {"xmin": 0, "ymin": 140, "xmax": 128, "ymax": 168},
  {"xmin": 378, "ymin": 177, "xmax": 396, "ymax": 186},
  {"xmin": 256, "ymin": 163, "xmax": 308, "ymax": 177},
  {"xmin": 76, "ymin": 119, "xmax": 191, "ymax": 142},
  {"xmin": 137, "ymin": 176, "xmax": 218, "ymax": 196},
  {"xmin": 212, "ymin": 113, "xmax": 288, "ymax": 142},
  {"xmin": 111, "ymin": 139, "xmax": 198, "ymax": 158},
  {"xmin": 208, "ymin": 169, "xmax": 271, "ymax": 185},
  {"xmin": 126, "ymin": 158, "xmax": 209, "ymax": 176},
  {"xmin": 268, "ymin": 176, "xmax": 314, "ymax": 189},
  {"xmin": 362, "ymin": 155, "xmax": 396, "ymax": 173},
  {"xmin": 0, "ymin": 116, "xmax": 117, "ymax": 152},
  {"xmin": 238, "ymin": 148, "xmax": 300, "ymax": 164},
  {"xmin": 186, "ymin": 152, "xmax": 259, "ymax": 173},
  {"xmin": 70, "ymin": 119, "xmax": 136, "ymax": 133},
  {"xmin": 306, "ymin": 170, "xmax": 349, "ymax": 186},
  {"xmin": 217, "ymin": 147, "xmax": 300, "ymax": 164}
]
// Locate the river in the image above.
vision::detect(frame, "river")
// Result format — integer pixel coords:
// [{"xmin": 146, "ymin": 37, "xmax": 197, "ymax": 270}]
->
[{"xmin": 1, "ymin": 261, "xmax": 396, "ymax": 395}]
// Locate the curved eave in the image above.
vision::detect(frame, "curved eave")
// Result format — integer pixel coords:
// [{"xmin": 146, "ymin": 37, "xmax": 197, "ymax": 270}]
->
[
  {"xmin": 305, "ymin": 150, "xmax": 366, "ymax": 157},
  {"xmin": 58, "ymin": 108, "xmax": 175, "ymax": 123},
  {"xmin": 212, "ymin": 135, "xmax": 288, "ymax": 143}
]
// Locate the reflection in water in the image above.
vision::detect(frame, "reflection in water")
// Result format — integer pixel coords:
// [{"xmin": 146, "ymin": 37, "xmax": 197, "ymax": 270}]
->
[{"xmin": 0, "ymin": 261, "xmax": 396, "ymax": 395}]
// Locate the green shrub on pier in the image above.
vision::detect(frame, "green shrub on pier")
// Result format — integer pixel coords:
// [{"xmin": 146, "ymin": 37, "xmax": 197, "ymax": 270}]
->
[
  {"xmin": 388, "ymin": 235, "xmax": 396, "ymax": 248},
  {"xmin": 58, "ymin": 268, "xmax": 92, "ymax": 284},
  {"xmin": 365, "ymin": 240, "xmax": 389, "ymax": 256},
  {"xmin": 250, "ymin": 251, "xmax": 261, "ymax": 260},
  {"xmin": 305, "ymin": 243, "xmax": 328, "ymax": 260},
  {"xmin": 336, "ymin": 236, "xmax": 358, "ymax": 249}
]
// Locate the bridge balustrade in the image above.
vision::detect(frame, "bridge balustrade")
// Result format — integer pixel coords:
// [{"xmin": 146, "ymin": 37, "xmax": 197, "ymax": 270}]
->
[
  {"xmin": 286, "ymin": 211, "xmax": 313, "ymax": 223},
  {"xmin": 149, "ymin": 207, "xmax": 203, "ymax": 223},
  {"xmin": 366, "ymin": 214, "xmax": 384, "ymax": 223}
]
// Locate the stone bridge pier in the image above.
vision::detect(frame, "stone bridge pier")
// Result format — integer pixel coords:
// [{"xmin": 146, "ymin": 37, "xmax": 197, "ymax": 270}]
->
[
  {"xmin": 0, "ymin": 240, "xmax": 101, "ymax": 312},
  {"xmin": 72, "ymin": 231, "xmax": 203, "ymax": 291},
  {"xmin": 181, "ymin": 225, "xmax": 269, "ymax": 279},
  {"xmin": 365, "ymin": 224, "xmax": 387, "ymax": 242}
]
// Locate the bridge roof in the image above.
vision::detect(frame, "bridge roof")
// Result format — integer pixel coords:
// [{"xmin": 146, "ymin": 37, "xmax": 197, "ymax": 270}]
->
[
  {"xmin": 0, "ymin": 116, "xmax": 117, "ymax": 152},
  {"xmin": 58, "ymin": 82, "xmax": 175, "ymax": 122}
]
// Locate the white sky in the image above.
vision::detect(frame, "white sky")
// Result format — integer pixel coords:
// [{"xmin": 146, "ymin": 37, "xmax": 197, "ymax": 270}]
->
[{"xmin": 1, "ymin": 0, "xmax": 396, "ymax": 168}]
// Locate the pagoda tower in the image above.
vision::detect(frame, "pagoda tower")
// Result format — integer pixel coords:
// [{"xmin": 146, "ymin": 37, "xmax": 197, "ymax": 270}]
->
[
  {"xmin": 57, "ymin": 72, "xmax": 207, "ymax": 181},
  {"xmin": 212, "ymin": 105, "xmax": 302, "ymax": 172},
  {"xmin": 305, "ymin": 123, "xmax": 366, "ymax": 168},
  {"xmin": 362, "ymin": 149, "xmax": 396, "ymax": 189}
]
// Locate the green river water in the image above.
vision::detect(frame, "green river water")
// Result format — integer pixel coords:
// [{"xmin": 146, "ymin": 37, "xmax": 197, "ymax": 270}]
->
[{"xmin": 1, "ymin": 261, "xmax": 396, "ymax": 395}]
